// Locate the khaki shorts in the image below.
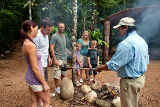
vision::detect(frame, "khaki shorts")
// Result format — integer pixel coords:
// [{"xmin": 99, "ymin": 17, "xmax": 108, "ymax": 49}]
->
[
  {"xmin": 82, "ymin": 56, "xmax": 89, "ymax": 68},
  {"xmin": 53, "ymin": 60, "xmax": 67, "ymax": 79},
  {"xmin": 29, "ymin": 84, "xmax": 43, "ymax": 92}
]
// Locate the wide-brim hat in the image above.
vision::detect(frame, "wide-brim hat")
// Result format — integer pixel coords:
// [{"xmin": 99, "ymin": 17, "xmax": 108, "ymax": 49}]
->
[{"xmin": 113, "ymin": 17, "xmax": 136, "ymax": 29}]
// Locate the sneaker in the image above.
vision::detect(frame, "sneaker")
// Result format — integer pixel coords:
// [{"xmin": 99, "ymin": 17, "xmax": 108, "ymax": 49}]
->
[
  {"xmin": 39, "ymin": 103, "xmax": 52, "ymax": 107},
  {"xmin": 55, "ymin": 87, "xmax": 61, "ymax": 94},
  {"xmin": 90, "ymin": 78, "xmax": 94, "ymax": 82},
  {"xmin": 39, "ymin": 103, "xmax": 43, "ymax": 107},
  {"xmin": 85, "ymin": 78, "xmax": 90, "ymax": 82},
  {"xmin": 80, "ymin": 78, "xmax": 83, "ymax": 83},
  {"xmin": 76, "ymin": 81, "xmax": 82, "ymax": 86},
  {"xmin": 50, "ymin": 92, "xmax": 56, "ymax": 97}
]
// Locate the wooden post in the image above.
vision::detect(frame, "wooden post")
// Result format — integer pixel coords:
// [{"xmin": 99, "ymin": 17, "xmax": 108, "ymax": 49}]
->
[
  {"xmin": 103, "ymin": 20, "xmax": 110, "ymax": 61},
  {"xmin": 72, "ymin": 0, "xmax": 78, "ymax": 86}
]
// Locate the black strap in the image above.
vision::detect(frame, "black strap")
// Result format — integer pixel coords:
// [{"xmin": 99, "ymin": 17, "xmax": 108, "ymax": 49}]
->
[{"xmin": 26, "ymin": 36, "xmax": 36, "ymax": 46}]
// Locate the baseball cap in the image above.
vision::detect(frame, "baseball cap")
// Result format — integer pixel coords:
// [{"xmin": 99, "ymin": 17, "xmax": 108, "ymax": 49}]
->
[{"xmin": 113, "ymin": 17, "xmax": 136, "ymax": 29}]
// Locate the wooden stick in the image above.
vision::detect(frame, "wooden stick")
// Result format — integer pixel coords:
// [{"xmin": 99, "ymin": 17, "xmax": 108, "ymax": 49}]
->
[{"xmin": 48, "ymin": 66, "xmax": 96, "ymax": 70}]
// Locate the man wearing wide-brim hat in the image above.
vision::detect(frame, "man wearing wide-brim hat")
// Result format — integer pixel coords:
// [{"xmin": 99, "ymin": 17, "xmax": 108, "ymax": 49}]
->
[{"xmin": 96, "ymin": 17, "xmax": 149, "ymax": 107}]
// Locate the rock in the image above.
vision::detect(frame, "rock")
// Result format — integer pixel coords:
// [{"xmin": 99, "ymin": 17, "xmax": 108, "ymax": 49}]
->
[
  {"xmin": 91, "ymin": 80, "xmax": 102, "ymax": 91},
  {"xmin": 112, "ymin": 97, "xmax": 121, "ymax": 107},
  {"xmin": 96, "ymin": 99, "xmax": 111, "ymax": 107},
  {"xmin": 85, "ymin": 90, "xmax": 97, "ymax": 103},
  {"xmin": 60, "ymin": 77, "xmax": 74, "ymax": 100},
  {"xmin": 81, "ymin": 85, "xmax": 92, "ymax": 94}
]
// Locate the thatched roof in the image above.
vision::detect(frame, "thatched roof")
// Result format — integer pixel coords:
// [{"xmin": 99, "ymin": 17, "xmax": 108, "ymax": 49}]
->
[{"xmin": 103, "ymin": 6, "xmax": 160, "ymax": 27}]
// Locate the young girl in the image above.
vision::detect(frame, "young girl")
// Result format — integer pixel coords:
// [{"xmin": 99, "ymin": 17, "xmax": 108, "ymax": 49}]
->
[
  {"xmin": 76, "ymin": 43, "xmax": 83, "ymax": 86},
  {"xmin": 88, "ymin": 40, "xmax": 99, "ymax": 82},
  {"xmin": 21, "ymin": 20, "xmax": 51, "ymax": 107}
]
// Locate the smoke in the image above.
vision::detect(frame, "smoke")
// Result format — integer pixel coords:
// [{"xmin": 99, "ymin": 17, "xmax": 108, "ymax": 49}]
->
[
  {"xmin": 133, "ymin": 0, "xmax": 160, "ymax": 7},
  {"xmin": 137, "ymin": 6, "xmax": 160, "ymax": 42},
  {"xmin": 133, "ymin": 0, "xmax": 160, "ymax": 40},
  {"xmin": 131, "ymin": 0, "xmax": 160, "ymax": 59}
]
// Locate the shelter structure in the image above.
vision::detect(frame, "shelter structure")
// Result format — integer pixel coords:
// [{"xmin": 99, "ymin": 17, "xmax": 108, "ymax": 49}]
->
[{"xmin": 102, "ymin": 6, "xmax": 160, "ymax": 59}]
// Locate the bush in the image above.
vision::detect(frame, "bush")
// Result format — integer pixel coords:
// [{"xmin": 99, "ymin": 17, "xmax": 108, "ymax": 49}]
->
[{"xmin": 0, "ymin": 9, "xmax": 23, "ymax": 53}]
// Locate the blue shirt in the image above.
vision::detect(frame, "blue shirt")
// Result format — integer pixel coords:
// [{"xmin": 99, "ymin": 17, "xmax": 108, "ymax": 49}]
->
[
  {"xmin": 107, "ymin": 31, "xmax": 149, "ymax": 78},
  {"xmin": 77, "ymin": 38, "xmax": 89, "ymax": 56}
]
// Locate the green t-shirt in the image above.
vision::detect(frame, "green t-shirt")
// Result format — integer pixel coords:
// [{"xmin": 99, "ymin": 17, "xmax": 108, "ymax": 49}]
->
[
  {"xmin": 50, "ymin": 33, "xmax": 67, "ymax": 60},
  {"xmin": 77, "ymin": 38, "xmax": 89, "ymax": 56},
  {"xmin": 87, "ymin": 49, "xmax": 99, "ymax": 65}
]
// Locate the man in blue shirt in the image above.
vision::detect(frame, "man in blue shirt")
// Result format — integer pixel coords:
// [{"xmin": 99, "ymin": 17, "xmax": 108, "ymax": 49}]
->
[{"xmin": 96, "ymin": 17, "xmax": 149, "ymax": 107}]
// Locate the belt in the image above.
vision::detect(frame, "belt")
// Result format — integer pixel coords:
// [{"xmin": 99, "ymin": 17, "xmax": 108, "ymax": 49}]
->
[{"xmin": 123, "ymin": 75, "xmax": 144, "ymax": 79}]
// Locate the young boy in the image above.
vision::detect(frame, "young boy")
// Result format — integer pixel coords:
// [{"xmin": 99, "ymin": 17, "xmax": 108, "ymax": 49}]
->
[
  {"xmin": 76, "ymin": 43, "xmax": 83, "ymax": 86},
  {"xmin": 88, "ymin": 40, "xmax": 99, "ymax": 82}
]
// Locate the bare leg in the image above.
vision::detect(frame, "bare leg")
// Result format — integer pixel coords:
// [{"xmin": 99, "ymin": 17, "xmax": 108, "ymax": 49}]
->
[
  {"xmin": 37, "ymin": 97, "xmax": 43, "ymax": 107},
  {"xmin": 77, "ymin": 71, "xmax": 80, "ymax": 81},
  {"xmin": 37, "ymin": 90, "xmax": 50, "ymax": 107},
  {"xmin": 80, "ymin": 70, "xmax": 83, "ymax": 79},
  {"xmin": 85, "ymin": 69, "xmax": 89, "ymax": 80},
  {"xmin": 29, "ymin": 87, "xmax": 38, "ymax": 107}
]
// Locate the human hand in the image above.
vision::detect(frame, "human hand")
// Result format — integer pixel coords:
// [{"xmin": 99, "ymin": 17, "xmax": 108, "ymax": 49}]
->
[
  {"xmin": 106, "ymin": 57, "xmax": 110, "ymax": 62},
  {"xmin": 80, "ymin": 62, "xmax": 83, "ymax": 67},
  {"xmin": 54, "ymin": 59, "xmax": 59, "ymax": 66},
  {"xmin": 43, "ymin": 82, "xmax": 50, "ymax": 91},
  {"xmin": 48, "ymin": 57, "xmax": 52, "ymax": 66},
  {"xmin": 66, "ymin": 49, "xmax": 72, "ymax": 56},
  {"xmin": 89, "ymin": 64, "xmax": 92, "ymax": 68}
]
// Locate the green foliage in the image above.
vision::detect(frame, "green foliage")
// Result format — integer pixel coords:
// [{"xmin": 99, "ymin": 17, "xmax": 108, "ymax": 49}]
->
[
  {"xmin": 51, "ymin": 26, "xmax": 58, "ymax": 35},
  {"xmin": 97, "ymin": 0, "xmax": 121, "ymax": 8},
  {"xmin": 0, "ymin": 9, "xmax": 22, "ymax": 53},
  {"xmin": 0, "ymin": 0, "xmax": 28, "ymax": 53},
  {"xmin": 0, "ymin": 0, "xmax": 140, "ymax": 54},
  {"xmin": 89, "ymin": 29, "xmax": 109, "ymax": 48}
]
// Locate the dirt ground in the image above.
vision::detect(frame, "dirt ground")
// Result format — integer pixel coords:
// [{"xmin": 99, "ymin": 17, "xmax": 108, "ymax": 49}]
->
[{"xmin": 0, "ymin": 48, "xmax": 160, "ymax": 107}]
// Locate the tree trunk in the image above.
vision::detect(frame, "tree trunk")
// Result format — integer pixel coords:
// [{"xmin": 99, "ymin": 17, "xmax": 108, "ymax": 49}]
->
[
  {"xmin": 72, "ymin": 0, "xmax": 77, "ymax": 86},
  {"xmin": 83, "ymin": 17, "xmax": 86, "ymax": 31},
  {"xmin": 103, "ymin": 20, "xmax": 110, "ymax": 63},
  {"xmin": 91, "ymin": 0, "xmax": 97, "ymax": 31},
  {"xmin": 123, "ymin": 0, "xmax": 126, "ymax": 8},
  {"xmin": 1, "ymin": 0, "xmax": 6, "ymax": 9},
  {"xmin": 29, "ymin": 0, "xmax": 32, "ymax": 20}
]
